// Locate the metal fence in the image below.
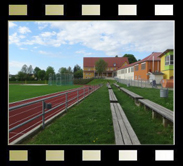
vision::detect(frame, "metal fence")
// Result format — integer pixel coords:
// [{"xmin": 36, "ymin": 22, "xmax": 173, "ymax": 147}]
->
[
  {"xmin": 114, "ymin": 78, "xmax": 160, "ymax": 88},
  {"xmin": 48, "ymin": 73, "xmax": 73, "ymax": 86},
  {"xmin": 9, "ymin": 84, "xmax": 102, "ymax": 143}
]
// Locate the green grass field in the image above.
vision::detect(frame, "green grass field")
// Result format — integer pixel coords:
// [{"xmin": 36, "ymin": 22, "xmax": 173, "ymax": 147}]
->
[
  {"xmin": 24, "ymin": 85, "xmax": 115, "ymax": 144},
  {"xmin": 9, "ymin": 84, "xmax": 82, "ymax": 103},
  {"xmin": 9, "ymin": 79, "xmax": 174, "ymax": 144},
  {"xmin": 112, "ymin": 84, "xmax": 173, "ymax": 144},
  {"xmin": 117, "ymin": 82, "xmax": 174, "ymax": 111}
]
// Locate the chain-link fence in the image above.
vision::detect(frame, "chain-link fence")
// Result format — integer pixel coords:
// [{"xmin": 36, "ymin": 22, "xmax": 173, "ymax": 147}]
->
[
  {"xmin": 114, "ymin": 78, "xmax": 162, "ymax": 88},
  {"xmin": 48, "ymin": 73, "xmax": 73, "ymax": 86}
]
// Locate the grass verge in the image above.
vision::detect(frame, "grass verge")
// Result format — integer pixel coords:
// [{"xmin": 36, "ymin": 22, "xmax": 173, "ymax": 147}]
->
[
  {"xmin": 87, "ymin": 78, "xmax": 116, "ymax": 85},
  {"xmin": 23, "ymin": 85, "xmax": 115, "ymax": 144},
  {"xmin": 112, "ymin": 84, "xmax": 173, "ymax": 144},
  {"xmin": 117, "ymin": 82, "xmax": 173, "ymax": 111},
  {"xmin": 9, "ymin": 85, "xmax": 82, "ymax": 103}
]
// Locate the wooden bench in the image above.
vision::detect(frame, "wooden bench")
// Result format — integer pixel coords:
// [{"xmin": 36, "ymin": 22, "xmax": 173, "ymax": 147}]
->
[
  {"xmin": 113, "ymin": 83, "xmax": 120, "ymax": 88},
  {"xmin": 108, "ymin": 89, "xmax": 118, "ymax": 102},
  {"xmin": 138, "ymin": 99, "xmax": 173, "ymax": 127},
  {"xmin": 110, "ymin": 103, "xmax": 141, "ymax": 145},
  {"xmin": 119, "ymin": 87, "xmax": 143, "ymax": 105},
  {"xmin": 107, "ymin": 83, "xmax": 111, "ymax": 89}
]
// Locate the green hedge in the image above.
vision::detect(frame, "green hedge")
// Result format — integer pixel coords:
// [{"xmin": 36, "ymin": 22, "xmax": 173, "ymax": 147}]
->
[{"xmin": 73, "ymin": 78, "xmax": 94, "ymax": 85}]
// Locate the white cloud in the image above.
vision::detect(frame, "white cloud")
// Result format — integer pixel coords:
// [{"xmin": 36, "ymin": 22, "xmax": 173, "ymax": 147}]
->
[
  {"xmin": 40, "ymin": 31, "xmax": 56, "ymax": 37},
  {"xmin": 9, "ymin": 33, "xmax": 21, "ymax": 45},
  {"xmin": 38, "ymin": 50, "xmax": 64, "ymax": 58},
  {"xmin": 10, "ymin": 21, "xmax": 174, "ymax": 56},
  {"xmin": 19, "ymin": 47, "xmax": 28, "ymax": 50},
  {"xmin": 9, "ymin": 22, "xmax": 17, "ymax": 28},
  {"xmin": 18, "ymin": 26, "xmax": 31, "ymax": 34},
  {"xmin": 75, "ymin": 50, "xmax": 93, "ymax": 56},
  {"xmin": 35, "ymin": 22, "xmax": 49, "ymax": 30}
]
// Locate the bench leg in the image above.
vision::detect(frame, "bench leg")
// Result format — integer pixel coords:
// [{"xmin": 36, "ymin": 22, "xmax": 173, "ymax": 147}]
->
[
  {"xmin": 152, "ymin": 110, "xmax": 158, "ymax": 119},
  {"xmin": 162, "ymin": 117, "xmax": 173, "ymax": 127},
  {"xmin": 134, "ymin": 99, "xmax": 140, "ymax": 106},
  {"xmin": 144, "ymin": 105, "xmax": 147, "ymax": 111}
]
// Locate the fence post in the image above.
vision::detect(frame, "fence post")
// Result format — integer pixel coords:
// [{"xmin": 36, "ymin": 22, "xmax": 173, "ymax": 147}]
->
[
  {"xmin": 77, "ymin": 89, "xmax": 79, "ymax": 103},
  {"xmin": 84, "ymin": 87, "xmax": 85, "ymax": 98},
  {"xmin": 42, "ymin": 100, "xmax": 45, "ymax": 129},
  {"xmin": 65, "ymin": 92, "xmax": 68, "ymax": 111}
]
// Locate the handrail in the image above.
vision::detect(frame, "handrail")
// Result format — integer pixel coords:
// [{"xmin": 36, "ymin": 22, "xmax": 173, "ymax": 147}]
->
[
  {"xmin": 9, "ymin": 87, "xmax": 86, "ymax": 111},
  {"xmin": 9, "ymin": 85, "xmax": 102, "ymax": 133}
]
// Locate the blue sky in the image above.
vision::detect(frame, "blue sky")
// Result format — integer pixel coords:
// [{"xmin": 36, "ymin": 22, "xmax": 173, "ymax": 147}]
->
[{"xmin": 9, "ymin": 21, "xmax": 174, "ymax": 74}]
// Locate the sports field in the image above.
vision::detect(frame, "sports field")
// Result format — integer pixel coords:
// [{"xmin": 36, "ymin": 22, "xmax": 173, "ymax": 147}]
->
[{"xmin": 9, "ymin": 84, "xmax": 82, "ymax": 103}]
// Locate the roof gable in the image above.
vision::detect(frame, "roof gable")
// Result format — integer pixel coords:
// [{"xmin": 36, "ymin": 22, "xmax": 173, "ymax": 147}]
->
[{"xmin": 83, "ymin": 57, "xmax": 129, "ymax": 68}]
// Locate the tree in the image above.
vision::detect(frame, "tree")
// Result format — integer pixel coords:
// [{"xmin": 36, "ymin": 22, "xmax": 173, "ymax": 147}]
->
[
  {"xmin": 74, "ymin": 69, "xmax": 83, "ymax": 78},
  {"xmin": 115, "ymin": 55, "xmax": 118, "ymax": 57},
  {"xmin": 38, "ymin": 70, "xmax": 46, "ymax": 80},
  {"xmin": 33, "ymin": 67, "xmax": 41, "ymax": 80},
  {"xmin": 123, "ymin": 54, "xmax": 137, "ymax": 64},
  {"xmin": 58, "ymin": 67, "xmax": 67, "ymax": 74},
  {"xmin": 67, "ymin": 66, "xmax": 72, "ymax": 73},
  {"xmin": 27, "ymin": 65, "xmax": 33, "ymax": 74},
  {"xmin": 21, "ymin": 64, "xmax": 28, "ymax": 73},
  {"xmin": 73, "ymin": 64, "xmax": 81, "ymax": 73},
  {"xmin": 95, "ymin": 58, "xmax": 108, "ymax": 77},
  {"xmin": 17, "ymin": 71, "xmax": 26, "ymax": 81},
  {"xmin": 138, "ymin": 59, "xmax": 141, "ymax": 61},
  {"xmin": 46, "ymin": 66, "xmax": 55, "ymax": 80}
]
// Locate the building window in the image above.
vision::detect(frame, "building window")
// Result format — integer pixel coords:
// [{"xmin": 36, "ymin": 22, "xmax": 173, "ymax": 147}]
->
[
  {"xmin": 165, "ymin": 55, "xmax": 173, "ymax": 65},
  {"xmin": 170, "ymin": 55, "xmax": 173, "ymax": 65},
  {"xmin": 113, "ymin": 63, "xmax": 116, "ymax": 66},
  {"xmin": 135, "ymin": 65, "xmax": 139, "ymax": 71},
  {"xmin": 128, "ymin": 68, "xmax": 130, "ymax": 73},
  {"xmin": 110, "ymin": 68, "xmax": 113, "ymax": 71},
  {"xmin": 88, "ymin": 68, "xmax": 90, "ymax": 71},
  {"xmin": 131, "ymin": 67, "xmax": 134, "ymax": 72},
  {"xmin": 141, "ymin": 63, "xmax": 146, "ymax": 70}
]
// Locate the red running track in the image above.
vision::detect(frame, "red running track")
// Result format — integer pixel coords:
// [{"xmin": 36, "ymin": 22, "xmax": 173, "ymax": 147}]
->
[{"xmin": 9, "ymin": 85, "xmax": 99, "ymax": 144}]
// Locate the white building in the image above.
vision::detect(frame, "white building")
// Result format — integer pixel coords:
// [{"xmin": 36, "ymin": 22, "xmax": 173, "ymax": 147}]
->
[{"xmin": 117, "ymin": 64, "xmax": 134, "ymax": 80}]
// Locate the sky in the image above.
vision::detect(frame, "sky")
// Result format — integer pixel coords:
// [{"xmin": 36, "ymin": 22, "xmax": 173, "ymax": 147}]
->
[{"xmin": 9, "ymin": 21, "xmax": 174, "ymax": 75}]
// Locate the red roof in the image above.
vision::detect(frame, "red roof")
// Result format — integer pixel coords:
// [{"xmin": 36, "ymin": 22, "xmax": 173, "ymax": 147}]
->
[
  {"xmin": 117, "ymin": 52, "xmax": 162, "ymax": 70},
  {"xmin": 83, "ymin": 57, "xmax": 129, "ymax": 68}
]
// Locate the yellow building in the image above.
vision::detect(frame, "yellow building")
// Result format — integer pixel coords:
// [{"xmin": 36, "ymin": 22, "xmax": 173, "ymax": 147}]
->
[
  {"xmin": 83, "ymin": 57, "xmax": 129, "ymax": 79},
  {"xmin": 158, "ymin": 49, "xmax": 174, "ymax": 79}
]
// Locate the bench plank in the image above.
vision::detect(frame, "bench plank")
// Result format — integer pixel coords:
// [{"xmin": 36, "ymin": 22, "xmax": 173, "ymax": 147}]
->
[
  {"xmin": 110, "ymin": 103, "xmax": 124, "ymax": 145},
  {"xmin": 113, "ymin": 103, "xmax": 132, "ymax": 145},
  {"xmin": 110, "ymin": 103, "xmax": 141, "ymax": 145},
  {"xmin": 116, "ymin": 103, "xmax": 141, "ymax": 145},
  {"xmin": 138, "ymin": 99, "xmax": 173, "ymax": 122},
  {"xmin": 108, "ymin": 89, "xmax": 118, "ymax": 102},
  {"xmin": 120, "ymin": 87, "xmax": 143, "ymax": 99}
]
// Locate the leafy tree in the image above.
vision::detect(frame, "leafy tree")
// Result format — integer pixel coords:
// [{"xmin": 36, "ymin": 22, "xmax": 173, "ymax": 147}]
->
[
  {"xmin": 58, "ymin": 67, "xmax": 67, "ymax": 74},
  {"xmin": 67, "ymin": 66, "xmax": 72, "ymax": 73},
  {"xmin": 95, "ymin": 58, "xmax": 108, "ymax": 77},
  {"xmin": 21, "ymin": 64, "xmax": 28, "ymax": 73},
  {"xmin": 115, "ymin": 55, "xmax": 118, "ymax": 57},
  {"xmin": 46, "ymin": 66, "xmax": 55, "ymax": 80},
  {"xmin": 138, "ymin": 59, "xmax": 141, "ymax": 61},
  {"xmin": 17, "ymin": 71, "xmax": 26, "ymax": 81},
  {"xmin": 73, "ymin": 64, "xmax": 81, "ymax": 73},
  {"xmin": 74, "ymin": 69, "xmax": 83, "ymax": 78},
  {"xmin": 27, "ymin": 65, "xmax": 33, "ymax": 74},
  {"xmin": 33, "ymin": 67, "xmax": 41, "ymax": 80},
  {"xmin": 123, "ymin": 54, "xmax": 137, "ymax": 64},
  {"xmin": 38, "ymin": 70, "xmax": 46, "ymax": 80}
]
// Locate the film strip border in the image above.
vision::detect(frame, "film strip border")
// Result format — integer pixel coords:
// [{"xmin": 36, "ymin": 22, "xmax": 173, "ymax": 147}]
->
[
  {"xmin": 8, "ymin": 149, "xmax": 176, "ymax": 162},
  {"xmin": 8, "ymin": 4, "xmax": 174, "ymax": 16}
]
